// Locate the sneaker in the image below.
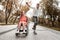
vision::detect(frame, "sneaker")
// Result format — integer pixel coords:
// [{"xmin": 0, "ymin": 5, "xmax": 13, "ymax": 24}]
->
[
  {"xmin": 33, "ymin": 31, "xmax": 37, "ymax": 35},
  {"xmin": 25, "ymin": 28, "xmax": 27, "ymax": 30},
  {"xmin": 23, "ymin": 30, "xmax": 26, "ymax": 33}
]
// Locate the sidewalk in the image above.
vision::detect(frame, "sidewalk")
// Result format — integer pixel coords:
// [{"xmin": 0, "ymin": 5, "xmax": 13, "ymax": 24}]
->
[{"xmin": 0, "ymin": 25, "xmax": 17, "ymax": 34}]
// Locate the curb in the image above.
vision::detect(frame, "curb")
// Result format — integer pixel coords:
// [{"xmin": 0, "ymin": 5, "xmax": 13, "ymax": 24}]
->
[{"xmin": 0, "ymin": 28, "xmax": 16, "ymax": 35}]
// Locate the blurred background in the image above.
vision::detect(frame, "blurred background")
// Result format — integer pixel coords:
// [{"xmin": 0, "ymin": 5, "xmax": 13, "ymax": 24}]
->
[{"xmin": 0, "ymin": 0, "xmax": 60, "ymax": 31}]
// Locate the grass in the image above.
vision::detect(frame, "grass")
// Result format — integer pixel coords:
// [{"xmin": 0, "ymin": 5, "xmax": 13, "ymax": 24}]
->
[
  {"xmin": 39, "ymin": 23, "xmax": 60, "ymax": 31},
  {"xmin": 48, "ymin": 27, "xmax": 60, "ymax": 31}
]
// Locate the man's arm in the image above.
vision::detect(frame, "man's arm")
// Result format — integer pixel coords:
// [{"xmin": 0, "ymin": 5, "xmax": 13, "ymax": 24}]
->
[{"xmin": 26, "ymin": 2, "xmax": 35, "ymax": 9}]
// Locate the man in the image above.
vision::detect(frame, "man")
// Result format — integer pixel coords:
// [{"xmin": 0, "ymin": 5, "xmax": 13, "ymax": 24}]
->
[{"xmin": 26, "ymin": 2, "xmax": 40, "ymax": 35}]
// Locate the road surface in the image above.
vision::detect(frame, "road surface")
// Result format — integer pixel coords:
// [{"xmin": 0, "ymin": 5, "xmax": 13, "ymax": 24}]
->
[{"xmin": 0, "ymin": 22, "xmax": 60, "ymax": 40}]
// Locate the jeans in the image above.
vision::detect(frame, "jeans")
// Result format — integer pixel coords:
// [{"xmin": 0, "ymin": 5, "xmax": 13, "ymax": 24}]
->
[{"xmin": 33, "ymin": 16, "xmax": 38, "ymax": 30}]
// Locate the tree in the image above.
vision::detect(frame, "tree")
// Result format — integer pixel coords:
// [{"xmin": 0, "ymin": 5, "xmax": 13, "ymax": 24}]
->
[
  {"xmin": 0, "ymin": 0, "xmax": 29, "ymax": 24},
  {"xmin": 40, "ymin": 0, "xmax": 59, "ymax": 26},
  {"xmin": 5, "ymin": 0, "xmax": 13, "ymax": 24}
]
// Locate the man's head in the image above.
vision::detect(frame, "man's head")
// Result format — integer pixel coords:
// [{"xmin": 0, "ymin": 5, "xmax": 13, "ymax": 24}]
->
[{"xmin": 36, "ymin": 3, "xmax": 39, "ymax": 9}]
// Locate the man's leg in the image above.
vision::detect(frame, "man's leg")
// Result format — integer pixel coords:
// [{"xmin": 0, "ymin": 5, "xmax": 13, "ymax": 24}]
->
[
  {"xmin": 33, "ymin": 16, "xmax": 37, "ymax": 34},
  {"xmin": 33, "ymin": 23, "xmax": 37, "ymax": 30},
  {"xmin": 33, "ymin": 16, "xmax": 37, "ymax": 29}
]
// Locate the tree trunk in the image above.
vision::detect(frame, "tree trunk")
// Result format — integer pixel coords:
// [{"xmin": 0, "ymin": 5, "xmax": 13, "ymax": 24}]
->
[
  {"xmin": 13, "ymin": 16, "xmax": 17, "ymax": 24},
  {"xmin": 5, "ymin": 8, "xmax": 8, "ymax": 24},
  {"xmin": 51, "ymin": 15, "xmax": 55, "ymax": 27},
  {"xmin": 7, "ymin": 9, "xmax": 11, "ymax": 22}
]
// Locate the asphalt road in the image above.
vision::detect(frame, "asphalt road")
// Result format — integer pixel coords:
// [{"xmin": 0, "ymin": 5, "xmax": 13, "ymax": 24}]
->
[{"xmin": 0, "ymin": 22, "xmax": 60, "ymax": 40}]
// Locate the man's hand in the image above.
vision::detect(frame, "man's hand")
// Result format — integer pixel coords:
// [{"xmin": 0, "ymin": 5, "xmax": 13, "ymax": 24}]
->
[
  {"xmin": 26, "ymin": 2, "xmax": 28, "ymax": 5},
  {"xmin": 26, "ymin": 2, "xmax": 30, "ymax": 7}
]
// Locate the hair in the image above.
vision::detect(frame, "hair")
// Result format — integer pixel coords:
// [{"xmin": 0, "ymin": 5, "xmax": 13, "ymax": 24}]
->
[
  {"xmin": 36, "ymin": 3, "xmax": 39, "ymax": 7},
  {"xmin": 37, "ymin": 3, "xmax": 39, "ymax": 6}
]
